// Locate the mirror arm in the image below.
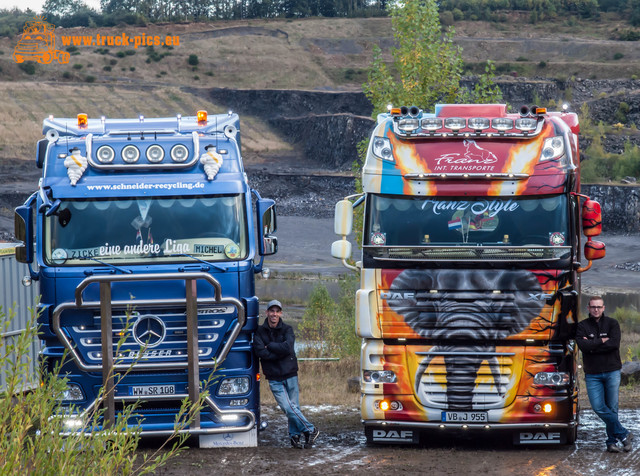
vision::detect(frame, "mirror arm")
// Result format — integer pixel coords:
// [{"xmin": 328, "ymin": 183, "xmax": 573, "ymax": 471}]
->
[
  {"xmin": 576, "ymin": 260, "xmax": 593, "ymax": 274},
  {"xmin": 254, "ymin": 255, "xmax": 265, "ymax": 274},
  {"xmin": 341, "ymin": 259, "xmax": 358, "ymax": 272}
]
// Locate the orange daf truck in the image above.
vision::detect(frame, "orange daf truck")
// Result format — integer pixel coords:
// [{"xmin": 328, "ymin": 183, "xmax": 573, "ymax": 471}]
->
[{"xmin": 331, "ymin": 103, "xmax": 606, "ymax": 445}]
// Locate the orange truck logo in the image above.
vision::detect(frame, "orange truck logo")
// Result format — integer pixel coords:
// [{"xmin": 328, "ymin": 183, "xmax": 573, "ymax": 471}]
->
[{"xmin": 13, "ymin": 17, "xmax": 70, "ymax": 64}]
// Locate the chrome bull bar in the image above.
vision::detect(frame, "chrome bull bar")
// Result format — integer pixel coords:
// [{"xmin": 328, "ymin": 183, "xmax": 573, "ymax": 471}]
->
[{"xmin": 52, "ymin": 272, "xmax": 252, "ymax": 432}]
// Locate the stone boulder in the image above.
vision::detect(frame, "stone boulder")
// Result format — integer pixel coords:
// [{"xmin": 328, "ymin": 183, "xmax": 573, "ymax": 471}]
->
[{"xmin": 621, "ymin": 360, "xmax": 640, "ymax": 386}]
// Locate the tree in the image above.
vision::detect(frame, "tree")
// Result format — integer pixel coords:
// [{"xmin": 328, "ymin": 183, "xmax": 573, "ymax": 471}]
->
[
  {"xmin": 363, "ymin": 0, "xmax": 502, "ymax": 116},
  {"xmin": 43, "ymin": 0, "xmax": 89, "ymax": 17}
]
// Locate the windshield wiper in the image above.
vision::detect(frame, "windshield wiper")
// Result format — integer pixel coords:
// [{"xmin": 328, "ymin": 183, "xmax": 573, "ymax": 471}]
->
[
  {"xmin": 79, "ymin": 257, "xmax": 133, "ymax": 274},
  {"xmin": 170, "ymin": 253, "xmax": 227, "ymax": 272}
]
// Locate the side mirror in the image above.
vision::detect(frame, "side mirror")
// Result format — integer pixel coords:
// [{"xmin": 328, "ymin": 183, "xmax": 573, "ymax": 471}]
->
[
  {"xmin": 582, "ymin": 199, "xmax": 602, "ymax": 237},
  {"xmin": 584, "ymin": 240, "xmax": 606, "ymax": 261},
  {"xmin": 14, "ymin": 205, "xmax": 34, "ymax": 264},
  {"xmin": 331, "ymin": 239, "xmax": 352, "ymax": 260},
  {"xmin": 334, "ymin": 200, "xmax": 353, "ymax": 236},
  {"xmin": 257, "ymin": 198, "xmax": 277, "ymax": 256}
]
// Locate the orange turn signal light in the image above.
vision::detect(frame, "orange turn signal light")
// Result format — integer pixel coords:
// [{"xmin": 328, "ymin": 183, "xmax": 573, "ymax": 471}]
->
[
  {"xmin": 77, "ymin": 113, "xmax": 88, "ymax": 128},
  {"xmin": 197, "ymin": 110, "xmax": 208, "ymax": 123}
]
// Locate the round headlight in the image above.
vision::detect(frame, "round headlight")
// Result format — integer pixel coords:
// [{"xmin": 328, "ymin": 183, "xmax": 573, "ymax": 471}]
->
[
  {"xmin": 170, "ymin": 144, "xmax": 189, "ymax": 163},
  {"xmin": 121, "ymin": 145, "xmax": 140, "ymax": 163},
  {"xmin": 96, "ymin": 145, "xmax": 115, "ymax": 163},
  {"xmin": 146, "ymin": 144, "xmax": 165, "ymax": 163}
]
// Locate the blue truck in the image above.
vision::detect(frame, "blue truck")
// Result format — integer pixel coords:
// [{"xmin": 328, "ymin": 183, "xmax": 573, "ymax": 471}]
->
[{"xmin": 14, "ymin": 111, "xmax": 277, "ymax": 447}]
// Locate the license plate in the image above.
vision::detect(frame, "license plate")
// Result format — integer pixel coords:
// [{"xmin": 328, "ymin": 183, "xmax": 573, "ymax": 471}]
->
[
  {"xmin": 130, "ymin": 385, "xmax": 176, "ymax": 396},
  {"xmin": 441, "ymin": 411, "xmax": 488, "ymax": 423}
]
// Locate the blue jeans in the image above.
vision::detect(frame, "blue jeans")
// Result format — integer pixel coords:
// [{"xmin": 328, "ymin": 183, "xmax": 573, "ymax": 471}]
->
[
  {"xmin": 268, "ymin": 376, "xmax": 314, "ymax": 437},
  {"xmin": 585, "ymin": 370, "xmax": 629, "ymax": 445}
]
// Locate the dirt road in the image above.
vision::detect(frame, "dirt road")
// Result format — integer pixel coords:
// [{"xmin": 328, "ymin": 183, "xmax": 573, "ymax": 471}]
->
[{"xmin": 153, "ymin": 406, "xmax": 640, "ymax": 476}]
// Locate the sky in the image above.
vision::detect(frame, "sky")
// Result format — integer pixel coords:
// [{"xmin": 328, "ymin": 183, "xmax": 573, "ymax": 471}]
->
[{"xmin": 0, "ymin": 0, "xmax": 102, "ymax": 13}]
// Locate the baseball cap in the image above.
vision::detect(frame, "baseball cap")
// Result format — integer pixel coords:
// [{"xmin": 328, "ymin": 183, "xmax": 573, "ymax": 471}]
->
[{"xmin": 267, "ymin": 299, "xmax": 283, "ymax": 310}]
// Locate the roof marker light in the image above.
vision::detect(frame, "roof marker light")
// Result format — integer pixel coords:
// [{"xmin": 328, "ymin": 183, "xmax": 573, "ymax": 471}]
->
[
  {"xmin": 515, "ymin": 118, "xmax": 538, "ymax": 131},
  {"xmin": 139, "ymin": 115, "xmax": 144, "ymax": 122},
  {"xmin": 197, "ymin": 110, "xmax": 208, "ymax": 123},
  {"xmin": 77, "ymin": 113, "xmax": 88, "ymax": 128},
  {"xmin": 444, "ymin": 117, "xmax": 466, "ymax": 131},
  {"xmin": 468, "ymin": 117, "xmax": 490, "ymax": 130},
  {"xmin": 421, "ymin": 118, "xmax": 443, "ymax": 131},
  {"xmin": 492, "ymin": 118, "xmax": 514, "ymax": 131}
]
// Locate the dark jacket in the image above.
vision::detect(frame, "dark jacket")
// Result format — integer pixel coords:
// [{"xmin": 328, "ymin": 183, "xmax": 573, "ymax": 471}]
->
[
  {"xmin": 252, "ymin": 318, "xmax": 299, "ymax": 381},
  {"xmin": 575, "ymin": 314, "xmax": 622, "ymax": 374}
]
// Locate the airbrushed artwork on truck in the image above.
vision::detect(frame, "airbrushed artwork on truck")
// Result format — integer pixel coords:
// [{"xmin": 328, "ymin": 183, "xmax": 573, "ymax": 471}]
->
[{"xmin": 384, "ymin": 269, "xmax": 548, "ymax": 410}]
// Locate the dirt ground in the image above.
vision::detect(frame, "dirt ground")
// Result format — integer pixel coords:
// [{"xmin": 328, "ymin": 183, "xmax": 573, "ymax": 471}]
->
[{"xmin": 149, "ymin": 406, "xmax": 640, "ymax": 476}]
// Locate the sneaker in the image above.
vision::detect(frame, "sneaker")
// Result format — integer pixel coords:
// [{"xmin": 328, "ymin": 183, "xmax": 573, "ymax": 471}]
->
[
  {"xmin": 304, "ymin": 428, "xmax": 320, "ymax": 448},
  {"xmin": 607, "ymin": 443, "xmax": 623, "ymax": 453},
  {"xmin": 290, "ymin": 434, "xmax": 303, "ymax": 449},
  {"xmin": 622, "ymin": 432, "xmax": 634, "ymax": 452}
]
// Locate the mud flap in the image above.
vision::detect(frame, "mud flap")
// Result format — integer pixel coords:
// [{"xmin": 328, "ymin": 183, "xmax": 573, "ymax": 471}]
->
[
  {"xmin": 365, "ymin": 426, "xmax": 419, "ymax": 444},
  {"xmin": 513, "ymin": 430, "xmax": 565, "ymax": 445},
  {"xmin": 199, "ymin": 427, "xmax": 257, "ymax": 448}
]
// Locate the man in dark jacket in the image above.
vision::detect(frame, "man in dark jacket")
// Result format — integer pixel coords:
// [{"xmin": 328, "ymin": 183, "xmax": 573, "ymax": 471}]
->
[
  {"xmin": 576, "ymin": 296, "xmax": 632, "ymax": 453},
  {"xmin": 253, "ymin": 299, "xmax": 319, "ymax": 449}
]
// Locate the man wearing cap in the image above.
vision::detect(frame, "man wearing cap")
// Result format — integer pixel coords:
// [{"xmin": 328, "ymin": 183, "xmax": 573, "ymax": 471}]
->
[{"xmin": 253, "ymin": 299, "xmax": 319, "ymax": 449}]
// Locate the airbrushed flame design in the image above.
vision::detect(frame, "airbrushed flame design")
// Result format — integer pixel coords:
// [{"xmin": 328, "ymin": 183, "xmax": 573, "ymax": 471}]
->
[
  {"xmin": 386, "ymin": 133, "xmax": 437, "ymax": 196},
  {"xmin": 489, "ymin": 140, "xmax": 543, "ymax": 195}
]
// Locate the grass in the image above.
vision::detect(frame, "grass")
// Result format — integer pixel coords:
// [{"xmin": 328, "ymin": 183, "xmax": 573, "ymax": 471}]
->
[{"xmin": 260, "ymin": 357, "xmax": 360, "ymax": 408}]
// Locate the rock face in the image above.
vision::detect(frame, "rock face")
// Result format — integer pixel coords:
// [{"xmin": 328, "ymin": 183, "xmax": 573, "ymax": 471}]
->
[
  {"xmin": 583, "ymin": 184, "xmax": 640, "ymax": 234},
  {"xmin": 268, "ymin": 113, "xmax": 374, "ymax": 170}
]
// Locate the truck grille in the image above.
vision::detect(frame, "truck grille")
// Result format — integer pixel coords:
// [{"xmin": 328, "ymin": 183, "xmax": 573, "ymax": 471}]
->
[
  {"xmin": 66, "ymin": 305, "xmax": 234, "ymax": 366},
  {"xmin": 410, "ymin": 347, "xmax": 522, "ymax": 410}
]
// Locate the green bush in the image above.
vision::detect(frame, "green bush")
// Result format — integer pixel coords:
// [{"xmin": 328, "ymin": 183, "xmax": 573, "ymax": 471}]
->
[
  {"xmin": 613, "ymin": 306, "xmax": 640, "ymax": 334},
  {"xmin": 85, "ymin": 75, "xmax": 96, "ymax": 83},
  {"xmin": 72, "ymin": 63, "xmax": 83, "ymax": 70},
  {"xmin": 18, "ymin": 62, "xmax": 36, "ymax": 75},
  {"xmin": 0, "ymin": 305, "xmax": 205, "ymax": 474},
  {"xmin": 613, "ymin": 52, "xmax": 624, "ymax": 60},
  {"xmin": 298, "ymin": 275, "xmax": 360, "ymax": 359},
  {"xmin": 188, "ymin": 54, "xmax": 199, "ymax": 66}
]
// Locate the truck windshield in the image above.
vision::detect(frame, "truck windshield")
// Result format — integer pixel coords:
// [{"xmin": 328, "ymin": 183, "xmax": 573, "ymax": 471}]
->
[
  {"xmin": 44, "ymin": 195, "xmax": 248, "ymax": 266},
  {"xmin": 365, "ymin": 195, "xmax": 570, "ymax": 251}
]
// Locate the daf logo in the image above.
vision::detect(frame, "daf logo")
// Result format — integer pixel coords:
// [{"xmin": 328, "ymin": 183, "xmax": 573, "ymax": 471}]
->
[
  {"xmin": 133, "ymin": 315, "xmax": 166, "ymax": 348},
  {"xmin": 380, "ymin": 292, "xmax": 415, "ymax": 300}
]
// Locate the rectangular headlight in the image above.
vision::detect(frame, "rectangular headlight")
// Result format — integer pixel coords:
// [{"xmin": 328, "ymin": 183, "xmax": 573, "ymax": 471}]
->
[
  {"xmin": 533, "ymin": 372, "xmax": 569, "ymax": 387},
  {"xmin": 61, "ymin": 383, "xmax": 84, "ymax": 401},
  {"xmin": 363, "ymin": 370, "xmax": 397, "ymax": 383},
  {"xmin": 218, "ymin": 377, "xmax": 250, "ymax": 396}
]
